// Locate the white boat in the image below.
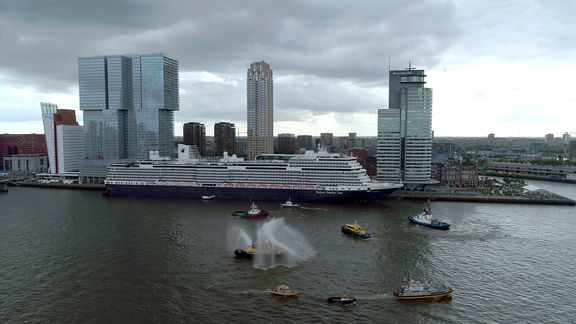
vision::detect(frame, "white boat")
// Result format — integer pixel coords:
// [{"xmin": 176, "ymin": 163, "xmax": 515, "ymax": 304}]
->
[
  {"xmin": 202, "ymin": 194, "xmax": 215, "ymax": 200},
  {"xmin": 280, "ymin": 198, "xmax": 300, "ymax": 208},
  {"xmin": 394, "ymin": 277, "xmax": 453, "ymax": 300}
]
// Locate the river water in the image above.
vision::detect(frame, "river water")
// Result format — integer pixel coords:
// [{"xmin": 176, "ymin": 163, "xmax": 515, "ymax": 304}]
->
[{"xmin": 1, "ymin": 181, "xmax": 575, "ymax": 323}]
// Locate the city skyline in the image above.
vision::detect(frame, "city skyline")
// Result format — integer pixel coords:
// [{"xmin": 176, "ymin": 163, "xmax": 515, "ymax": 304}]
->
[{"xmin": 1, "ymin": 1, "xmax": 575, "ymax": 137}]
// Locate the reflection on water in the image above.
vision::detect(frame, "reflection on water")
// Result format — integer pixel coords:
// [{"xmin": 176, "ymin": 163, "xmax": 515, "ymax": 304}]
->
[{"xmin": 1, "ymin": 185, "xmax": 575, "ymax": 322}]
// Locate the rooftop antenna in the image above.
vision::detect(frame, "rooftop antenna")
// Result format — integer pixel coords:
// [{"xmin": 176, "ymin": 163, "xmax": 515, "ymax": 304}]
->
[
  {"xmin": 406, "ymin": 61, "xmax": 415, "ymax": 70},
  {"xmin": 388, "ymin": 56, "xmax": 391, "ymax": 72}
]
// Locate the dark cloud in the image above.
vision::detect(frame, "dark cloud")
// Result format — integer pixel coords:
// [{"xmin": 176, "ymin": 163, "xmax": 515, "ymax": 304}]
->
[
  {"xmin": 0, "ymin": 0, "xmax": 461, "ymax": 132},
  {"xmin": 0, "ymin": 0, "xmax": 459, "ymax": 89}
]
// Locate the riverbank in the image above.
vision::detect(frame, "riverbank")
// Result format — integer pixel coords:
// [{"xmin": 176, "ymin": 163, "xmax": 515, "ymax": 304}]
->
[{"xmin": 391, "ymin": 190, "xmax": 576, "ymax": 206}]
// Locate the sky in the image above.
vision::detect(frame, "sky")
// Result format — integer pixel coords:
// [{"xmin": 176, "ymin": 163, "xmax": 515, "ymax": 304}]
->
[{"xmin": 0, "ymin": 0, "xmax": 575, "ymax": 137}]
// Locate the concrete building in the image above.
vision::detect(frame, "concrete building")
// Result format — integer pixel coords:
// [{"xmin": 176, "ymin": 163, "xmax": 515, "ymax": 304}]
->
[
  {"xmin": 56, "ymin": 125, "xmax": 85, "ymax": 173},
  {"xmin": 433, "ymin": 164, "xmax": 478, "ymax": 187},
  {"xmin": 183, "ymin": 122, "xmax": 206, "ymax": 156},
  {"xmin": 544, "ymin": 133, "xmax": 555, "ymax": 145},
  {"xmin": 79, "ymin": 53, "xmax": 179, "ymax": 160},
  {"xmin": 247, "ymin": 61, "xmax": 274, "ymax": 160},
  {"xmin": 486, "ymin": 161, "xmax": 576, "ymax": 180},
  {"xmin": 488, "ymin": 133, "xmax": 496, "ymax": 145},
  {"xmin": 41, "ymin": 102, "xmax": 83, "ymax": 173},
  {"xmin": 562, "ymin": 132, "xmax": 571, "ymax": 144},
  {"xmin": 348, "ymin": 133, "xmax": 358, "ymax": 149},
  {"xmin": 277, "ymin": 133, "xmax": 296, "ymax": 154},
  {"xmin": 296, "ymin": 135, "xmax": 314, "ymax": 152},
  {"xmin": 214, "ymin": 122, "xmax": 236, "ymax": 156},
  {"xmin": 0, "ymin": 134, "xmax": 47, "ymax": 171},
  {"xmin": 320, "ymin": 133, "xmax": 334, "ymax": 152},
  {"xmin": 3, "ymin": 154, "xmax": 48, "ymax": 174},
  {"xmin": 569, "ymin": 140, "xmax": 576, "ymax": 160},
  {"xmin": 377, "ymin": 67, "xmax": 433, "ymax": 184}
]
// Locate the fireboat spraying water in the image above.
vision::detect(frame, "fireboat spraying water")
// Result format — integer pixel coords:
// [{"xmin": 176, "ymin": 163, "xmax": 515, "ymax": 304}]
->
[{"xmin": 228, "ymin": 218, "xmax": 316, "ymax": 270}]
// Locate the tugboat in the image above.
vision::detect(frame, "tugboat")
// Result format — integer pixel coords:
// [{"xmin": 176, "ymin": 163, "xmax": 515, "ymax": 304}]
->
[
  {"xmin": 394, "ymin": 277, "xmax": 453, "ymax": 301},
  {"xmin": 408, "ymin": 206, "xmax": 450, "ymax": 230},
  {"xmin": 271, "ymin": 284, "xmax": 300, "ymax": 297},
  {"xmin": 341, "ymin": 221, "xmax": 371, "ymax": 239},
  {"xmin": 233, "ymin": 244, "xmax": 282, "ymax": 259},
  {"xmin": 327, "ymin": 293, "xmax": 356, "ymax": 305},
  {"xmin": 231, "ymin": 202, "xmax": 270, "ymax": 219},
  {"xmin": 234, "ymin": 244, "xmax": 257, "ymax": 258},
  {"xmin": 280, "ymin": 198, "xmax": 301, "ymax": 208}
]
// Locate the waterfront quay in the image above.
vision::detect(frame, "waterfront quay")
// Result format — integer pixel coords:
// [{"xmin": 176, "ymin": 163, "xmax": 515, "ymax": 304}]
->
[
  {"xmin": 392, "ymin": 190, "xmax": 576, "ymax": 206},
  {"xmin": 8, "ymin": 180, "xmax": 576, "ymax": 205}
]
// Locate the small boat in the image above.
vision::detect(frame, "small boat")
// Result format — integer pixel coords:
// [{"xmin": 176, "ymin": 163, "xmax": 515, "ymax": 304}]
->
[
  {"xmin": 202, "ymin": 194, "xmax": 215, "ymax": 200},
  {"xmin": 234, "ymin": 244, "xmax": 282, "ymax": 259},
  {"xmin": 280, "ymin": 198, "xmax": 300, "ymax": 208},
  {"xmin": 231, "ymin": 202, "xmax": 269, "ymax": 219},
  {"xmin": 234, "ymin": 244, "xmax": 257, "ymax": 258},
  {"xmin": 271, "ymin": 284, "xmax": 300, "ymax": 297},
  {"xmin": 327, "ymin": 293, "xmax": 356, "ymax": 305},
  {"xmin": 408, "ymin": 208, "xmax": 450, "ymax": 230},
  {"xmin": 341, "ymin": 221, "xmax": 371, "ymax": 239},
  {"xmin": 394, "ymin": 277, "xmax": 453, "ymax": 301}
]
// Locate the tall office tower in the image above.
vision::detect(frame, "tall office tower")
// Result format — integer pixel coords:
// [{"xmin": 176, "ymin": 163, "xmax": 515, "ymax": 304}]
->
[
  {"xmin": 79, "ymin": 53, "xmax": 179, "ymax": 160},
  {"xmin": 377, "ymin": 67, "xmax": 432, "ymax": 183},
  {"xmin": 41, "ymin": 102, "xmax": 83, "ymax": 173},
  {"xmin": 544, "ymin": 133, "xmax": 555, "ymax": 145},
  {"xmin": 214, "ymin": 122, "xmax": 236, "ymax": 156},
  {"xmin": 183, "ymin": 122, "xmax": 206, "ymax": 156},
  {"xmin": 277, "ymin": 133, "xmax": 296, "ymax": 154},
  {"xmin": 247, "ymin": 61, "xmax": 274, "ymax": 160},
  {"xmin": 296, "ymin": 135, "xmax": 314, "ymax": 152}
]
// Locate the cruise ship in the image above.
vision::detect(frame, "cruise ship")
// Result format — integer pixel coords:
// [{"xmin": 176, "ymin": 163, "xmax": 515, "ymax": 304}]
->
[{"xmin": 103, "ymin": 145, "xmax": 403, "ymax": 202}]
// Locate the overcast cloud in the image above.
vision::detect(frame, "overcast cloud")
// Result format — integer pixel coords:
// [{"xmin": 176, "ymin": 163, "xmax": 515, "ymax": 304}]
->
[{"xmin": 0, "ymin": 0, "xmax": 574, "ymax": 137}]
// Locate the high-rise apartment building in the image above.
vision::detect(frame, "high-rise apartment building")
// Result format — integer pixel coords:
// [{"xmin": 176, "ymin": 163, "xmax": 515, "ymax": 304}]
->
[
  {"xmin": 544, "ymin": 133, "xmax": 555, "ymax": 145},
  {"xmin": 40, "ymin": 102, "xmax": 83, "ymax": 173},
  {"xmin": 214, "ymin": 122, "xmax": 236, "ymax": 156},
  {"xmin": 79, "ymin": 53, "xmax": 179, "ymax": 160},
  {"xmin": 247, "ymin": 61, "xmax": 274, "ymax": 160},
  {"xmin": 183, "ymin": 122, "xmax": 206, "ymax": 156},
  {"xmin": 377, "ymin": 68, "xmax": 433, "ymax": 183}
]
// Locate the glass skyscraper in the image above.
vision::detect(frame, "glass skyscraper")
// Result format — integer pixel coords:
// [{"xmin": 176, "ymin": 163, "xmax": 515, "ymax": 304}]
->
[
  {"xmin": 377, "ymin": 68, "xmax": 432, "ymax": 183},
  {"xmin": 247, "ymin": 61, "xmax": 274, "ymax": 160},
  {"xmin": 78, "ymin": 53, "xmax": 179, "ymax": 160}
]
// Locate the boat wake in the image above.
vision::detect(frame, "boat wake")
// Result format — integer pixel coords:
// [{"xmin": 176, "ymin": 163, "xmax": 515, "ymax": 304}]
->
[
  {"xmin": 355, "ymin": 293, "xmax": 392, "ymax": 300},
  {"xmin": 230, "ymin": 289, "xmax": 271, "ymax": 295},
  {"xmin": 254, "ymin": 218, "xmax": 316, "ymax": 270}
]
